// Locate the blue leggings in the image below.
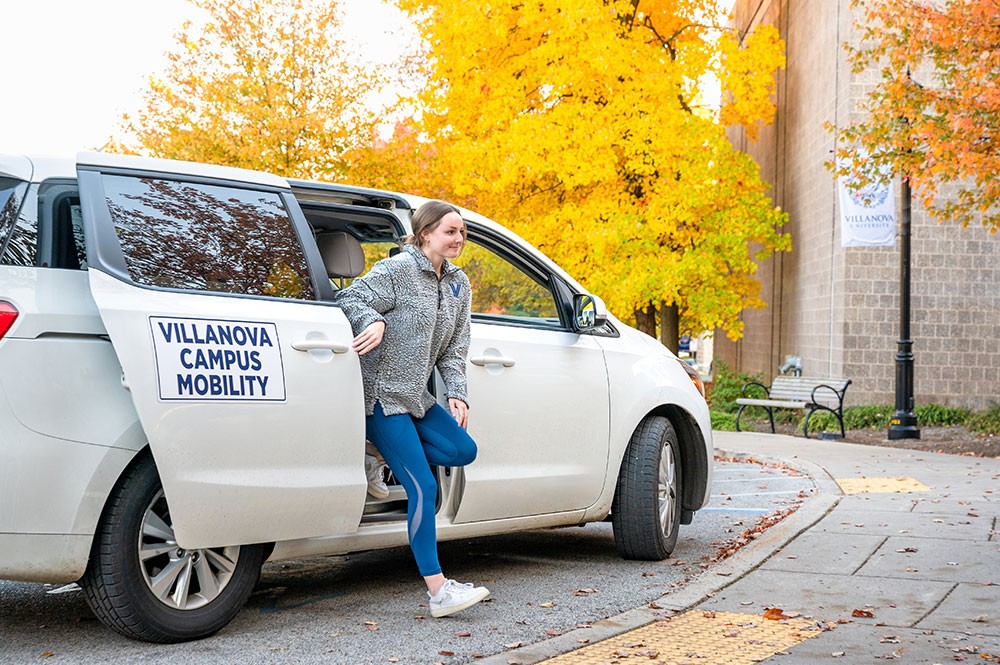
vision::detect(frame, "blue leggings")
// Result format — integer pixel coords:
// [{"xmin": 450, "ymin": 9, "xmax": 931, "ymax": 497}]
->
[{"xmin": 366, "ymin": 401, "xmax": 478, "ymax": 577}]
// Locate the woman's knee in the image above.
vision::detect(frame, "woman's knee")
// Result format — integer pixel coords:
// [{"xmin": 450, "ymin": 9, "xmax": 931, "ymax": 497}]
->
[{"xmin": 453, "ymin": 439, "xmax": 477, "ymax": 466}]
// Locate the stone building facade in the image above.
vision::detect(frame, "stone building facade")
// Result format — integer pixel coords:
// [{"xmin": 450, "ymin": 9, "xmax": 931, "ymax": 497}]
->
[{"xmin": 719, "ymin": 0, "xmax": 1000, "ymax": 410}]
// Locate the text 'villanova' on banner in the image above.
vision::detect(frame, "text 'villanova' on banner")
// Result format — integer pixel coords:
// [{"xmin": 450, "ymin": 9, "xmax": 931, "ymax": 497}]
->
[{"xmin": 837, "ymin": 157, "xmax": 896, "ymax": 248}]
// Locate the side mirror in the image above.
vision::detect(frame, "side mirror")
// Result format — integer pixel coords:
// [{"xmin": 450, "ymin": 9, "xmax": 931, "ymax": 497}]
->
[{"xmin": 573, "ymin": 293, "xmax": 608, "ymax": 332}]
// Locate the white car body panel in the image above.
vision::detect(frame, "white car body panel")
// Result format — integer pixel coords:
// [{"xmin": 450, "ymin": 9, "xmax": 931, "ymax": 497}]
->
[
  {"xmin": 582, "ymin": 319, "xmax": 714, "ymax": 520},
  {"xmin": 456, "ymin": 322, "xmax": 610, "ymax": 522}
]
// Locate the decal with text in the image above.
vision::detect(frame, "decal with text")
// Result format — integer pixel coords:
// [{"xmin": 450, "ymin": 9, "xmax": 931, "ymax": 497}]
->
[{"xmin": 150, "ymin": 317, "xmax": 285, "ymax": 401}]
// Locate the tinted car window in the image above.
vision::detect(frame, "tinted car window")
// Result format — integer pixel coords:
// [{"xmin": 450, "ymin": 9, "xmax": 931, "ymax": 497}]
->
[
  {"xmin": 0, "ymin": 180, "xmax": 36, "ymax": 267},
  {"xmin": 102, "ymin": 175, "xmax": 314, "ymax": 300},
  {"xmin": 37, "ymin": 181, "xmax": 86, "ymax": 270},
  {"xmin": 452, "ymin": 240, "xmax": 561, "ymax": 326}
]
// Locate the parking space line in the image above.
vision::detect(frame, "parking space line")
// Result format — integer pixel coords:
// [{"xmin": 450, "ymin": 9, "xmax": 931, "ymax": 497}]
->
[{"xmin": 711, "ymin": 490, "xmax": 805, "ymax": 497}]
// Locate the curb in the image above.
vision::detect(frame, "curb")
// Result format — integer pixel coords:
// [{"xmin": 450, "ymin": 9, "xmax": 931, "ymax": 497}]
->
[{"xmin": 475, "ymin": 448, "xmax": 844, "ymax": 665}]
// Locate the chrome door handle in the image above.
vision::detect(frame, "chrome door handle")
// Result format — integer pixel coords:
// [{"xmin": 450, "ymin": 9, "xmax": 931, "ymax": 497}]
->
[
  {"xmin": 291, "ymin": 340, "xmax": 351, "ymax": 353},
  {"xmin": 470, "ymin": 355, "xmax": 515, "ymax": 367}
]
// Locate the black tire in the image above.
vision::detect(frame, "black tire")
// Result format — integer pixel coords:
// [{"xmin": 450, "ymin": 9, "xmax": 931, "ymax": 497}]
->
[
  {"xmin": 81, "ymin": 454, "xmax": 265, "ymax": 643},
  {"xmin": 611, "ymin": 416, "xmax": 683, "ymax": 560}
]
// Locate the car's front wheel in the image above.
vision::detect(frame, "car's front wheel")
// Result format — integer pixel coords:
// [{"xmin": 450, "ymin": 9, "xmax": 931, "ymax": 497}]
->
[
  {"xmin": 611, "ymin": 415, "xmax": 683, "ymax": 560},
  {"xmin": 81, "ymin": 454, "xmax": 265, "ymax": 643}
]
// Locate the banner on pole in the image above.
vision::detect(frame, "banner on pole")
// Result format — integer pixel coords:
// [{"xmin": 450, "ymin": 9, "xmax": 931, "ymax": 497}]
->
[{"xmin": 837, "ymin": 160, "xmax": 896, "ymax": 248}]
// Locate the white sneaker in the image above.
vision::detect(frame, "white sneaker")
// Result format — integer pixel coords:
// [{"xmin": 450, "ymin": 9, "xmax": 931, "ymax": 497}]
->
[
  {"xmin": 365, "ymin": 453, "xmax": 389, "ymax": 499},
  {"xmin": 428, "ymin": 579, "xmax": 490, "ymax": 618}
]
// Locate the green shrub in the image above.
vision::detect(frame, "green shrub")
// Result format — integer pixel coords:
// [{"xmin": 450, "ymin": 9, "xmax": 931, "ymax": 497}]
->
[
  {"xmin": 706, "ymin": 360, "xmax": 762, "ymax": 414},
  {"xmin": 711, "ymin": 410, "xmax": 737, "ymax": 431},
  {"xmin": 969, "ymin": 403, "xmax": 1000, "ymax": 435},
  {"xmin": 915, "ymin": 404, "xmax": 970, "ymax": 427},
  {"xmin": 805, "ymin": 403, "xmax": 974, "ymax": 435}
]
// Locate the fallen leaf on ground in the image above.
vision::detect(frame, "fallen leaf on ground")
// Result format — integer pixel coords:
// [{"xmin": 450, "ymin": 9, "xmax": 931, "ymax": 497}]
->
[
  {"xmin": 764, "ymin": 607, "xmax": 792, "ymax": 620},
  {"xmin": 539, "ymin": 602, "xmax": 555, "ymax": 608},
  {"xmin": 438, "ymin": 651, "xmax": 455, "ymax": 657},
  {"xmin": 703, "ymin": 611, "xmax": 717, "ymax": 618},
  {"xmin": 577, "ymin": 638, "xmax": 590, "ymax": 644},
  {"xmin": 648, "ymin": 602, "xmax": 663, "ymax": 609},
  {"xmin": 504, "ymin": 641, "xmax": 523, "ymax": 649},
  {"xmin": 545, "ymin": 629, "xmax": 562, "ymax": 636},
  {"xmin": 575, "ymin": 588, "xmax": 598, "ymax": 595},
  {"xmin": 852, "ymin": 609, "xmax": 875, "ymax": 618},
  {"xmin": 642, "ymin": 571, "xmax": 657, "ymax": 577},
  {"xmin": 454, "ymin": 631, "xmax": 471, "ymax": 637}
]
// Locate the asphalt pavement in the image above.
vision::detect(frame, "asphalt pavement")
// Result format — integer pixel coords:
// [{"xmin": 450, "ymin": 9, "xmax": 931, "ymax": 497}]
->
[
  {"xmin": 0, "ymin": 454, "xmax": 809, "ymax": 664},
  {"xmin": 3, "ymin": 432, "xmax": 997, "ymax": 664}
]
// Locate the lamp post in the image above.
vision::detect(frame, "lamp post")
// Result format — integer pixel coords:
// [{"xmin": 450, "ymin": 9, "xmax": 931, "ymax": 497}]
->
[{"xmin": 888, "ymin": 172, "xmax": 920, "ymax": 440}]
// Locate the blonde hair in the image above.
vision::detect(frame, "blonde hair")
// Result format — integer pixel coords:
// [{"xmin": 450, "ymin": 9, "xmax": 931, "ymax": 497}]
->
[{"xmin": 403, "ymin": 200, "xmax": 465, "ymax": 247}]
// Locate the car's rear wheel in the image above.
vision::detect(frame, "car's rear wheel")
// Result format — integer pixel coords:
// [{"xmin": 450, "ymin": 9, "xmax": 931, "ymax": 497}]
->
[
  {"xmin": 612, "ymin": 415, "xmax": 683, "ymax": 560},
  {"xmin": 81, "ymin": 454, "xmax": 265, "ymax": 643}
]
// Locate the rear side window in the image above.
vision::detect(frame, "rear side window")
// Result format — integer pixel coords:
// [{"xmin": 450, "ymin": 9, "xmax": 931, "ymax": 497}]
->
[
  {"xmin": 102, "ymin": 175, "xmax": 315, "ymax": 300},
  {"xmin": 0, "ymin": 177, "xmax": 33, "ymax": 266}
]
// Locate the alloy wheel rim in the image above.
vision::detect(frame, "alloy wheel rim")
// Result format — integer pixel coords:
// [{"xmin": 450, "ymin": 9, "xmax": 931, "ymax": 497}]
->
[
  {"xmin": 138, "ymin": 489, "xmax": 240, "ymax": 610},
  {"xmin": 657, "ymin": 441, "xmax": 678, "ymax": 538}
]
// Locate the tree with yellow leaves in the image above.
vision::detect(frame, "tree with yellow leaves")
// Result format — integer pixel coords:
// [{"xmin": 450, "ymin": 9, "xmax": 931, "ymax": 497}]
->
[
  {"xmin": 833, "ymin": 0, "xmax": 1000, "ymax": 234},
  {"xmin": 356, "ymin": 0, "xmax": 790, "ymax": 342},
  {"xmin": 110, "ymin": 0, "xmax": 385, "ymax": 180}
]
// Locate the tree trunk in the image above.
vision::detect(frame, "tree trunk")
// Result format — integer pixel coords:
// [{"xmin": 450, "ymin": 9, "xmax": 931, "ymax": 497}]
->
[
  {"xmin": 633, "ymin": 302, "xmax": 657, "ymax": 337},
  {"xmin": 659, "ymin": 302, "xmax": 679, "ymax": 353}
]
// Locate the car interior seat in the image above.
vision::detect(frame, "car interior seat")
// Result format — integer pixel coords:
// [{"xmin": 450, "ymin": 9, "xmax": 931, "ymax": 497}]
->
[{"xmin": 317, "ymin": 231, "xmax": 365, "ymax": 289}]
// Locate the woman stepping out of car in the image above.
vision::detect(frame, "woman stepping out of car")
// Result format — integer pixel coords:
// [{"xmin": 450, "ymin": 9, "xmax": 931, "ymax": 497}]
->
[{"xmin": 335, "ymin": 200, "xmax": 489, "ymax": 618}]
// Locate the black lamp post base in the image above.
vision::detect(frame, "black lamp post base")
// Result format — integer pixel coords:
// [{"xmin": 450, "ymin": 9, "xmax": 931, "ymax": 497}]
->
[{"xmin": 888, "ymin": 413, "xmax": 921, "ymax": 440}]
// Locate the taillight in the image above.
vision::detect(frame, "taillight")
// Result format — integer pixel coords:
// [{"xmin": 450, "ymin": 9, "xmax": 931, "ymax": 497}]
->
[{"xmin": 0, "ymin": 301, "xmax": 18, "ymax": 339}]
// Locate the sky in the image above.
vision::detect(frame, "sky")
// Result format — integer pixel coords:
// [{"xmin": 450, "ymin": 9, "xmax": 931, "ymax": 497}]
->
[{"xmin": 0, "ymin": 0, "xmax": 413, "ymax": 157}]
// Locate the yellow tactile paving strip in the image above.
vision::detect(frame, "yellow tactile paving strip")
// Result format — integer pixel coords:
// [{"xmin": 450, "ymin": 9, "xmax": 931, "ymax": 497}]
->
[
  {"xmin": 835, "ymin": 477, "xmax": 930, "ymax": 495},
  {"xmin": 540, "ymin": 610, "xmax": 823, "ymax": 665}
]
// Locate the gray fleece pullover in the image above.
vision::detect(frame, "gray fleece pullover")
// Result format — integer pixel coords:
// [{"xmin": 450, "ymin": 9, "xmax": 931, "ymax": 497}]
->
[{"xmin": 334, "ymin": 244, "xmax": 472, "ymax": 418}]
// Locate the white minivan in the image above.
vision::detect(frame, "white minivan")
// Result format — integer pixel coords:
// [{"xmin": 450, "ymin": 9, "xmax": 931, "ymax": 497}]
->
[{"xmin": 0, "ymin": 152, "xmax": 713, "ymax": 642}]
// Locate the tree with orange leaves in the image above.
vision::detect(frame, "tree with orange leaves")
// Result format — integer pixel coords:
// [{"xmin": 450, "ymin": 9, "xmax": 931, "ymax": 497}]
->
[{"xmin": 834, "ymin": 0, "xmax": 1000, "ymax": 233}]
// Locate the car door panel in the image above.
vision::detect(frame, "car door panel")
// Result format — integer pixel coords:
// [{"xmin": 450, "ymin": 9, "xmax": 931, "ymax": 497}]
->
[
  {"xmin": 77, "ymin": 154, "xmax": 366, "ymax": 549},
  {"xmin": 455, "ymin": 323, "xmax": 610, "ymax": 523}
]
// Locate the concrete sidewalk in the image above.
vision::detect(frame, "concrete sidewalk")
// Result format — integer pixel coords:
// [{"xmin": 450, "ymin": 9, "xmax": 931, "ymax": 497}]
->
[{"xmin": 486, "ymin": 432, "xmax": 1000, "ymax": 665}]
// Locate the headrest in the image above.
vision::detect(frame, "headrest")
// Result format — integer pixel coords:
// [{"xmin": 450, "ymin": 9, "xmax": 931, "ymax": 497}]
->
[{"xmin": 317, "ymin": 232, "xmax": 365, "ymax": 279}]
